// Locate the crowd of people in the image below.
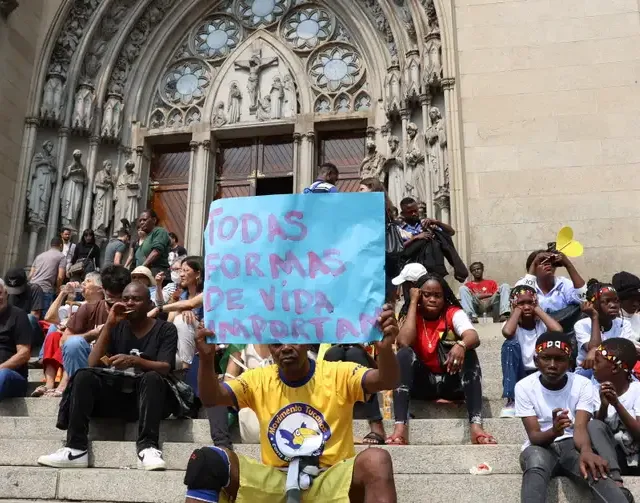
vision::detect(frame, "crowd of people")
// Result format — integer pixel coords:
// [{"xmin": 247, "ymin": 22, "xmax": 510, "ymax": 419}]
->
[{"xmin": 0, "ymin": 163, "xmax": 637, "ymax": 502}]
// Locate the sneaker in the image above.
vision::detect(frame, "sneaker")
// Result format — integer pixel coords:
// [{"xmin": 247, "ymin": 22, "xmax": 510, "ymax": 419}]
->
[
  {"xmin": 470, "ymin": 316, "xmax": 479, "ymax": 324},
  {"xmin": 137, "ymin": 447, "xmax": 166, "ymax": 471},
  {"xmin": 37, "ymin": 447, "xmax": 88, "ymax": 468},
  {"xmin": 500, "ymin": 403, "xmax": 516, "ymax": 418},
  {"xmin": 621, "ymin": 487, "xmax": 635, "ymax": 503}
]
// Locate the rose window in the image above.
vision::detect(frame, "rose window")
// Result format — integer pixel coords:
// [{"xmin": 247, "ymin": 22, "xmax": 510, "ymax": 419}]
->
[
  {"xmin": 193, "ymin": 16, "xmax": 240, "ymax": 60},
  {"xmin": 308, "ymin": 44, "xmax": 363, "ymax": 93},
  {"xmin": 282, "ymin": 7, "xmax": 334, "ymax": 51},
  {"xmin": 236, "ymin": 0, "xmax": 290, "ymax": 28},
  {"xmin": 163, "ymin": 61, "xmax": 210, "ymax": 106}
]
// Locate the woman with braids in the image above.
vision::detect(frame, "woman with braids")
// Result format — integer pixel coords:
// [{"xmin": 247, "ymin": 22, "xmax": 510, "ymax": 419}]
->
[
  {"xmin": 574, "ymin": 279, "xmax": 637, "ymax": 379},
  {"xmin": 386, "ymin": 273, "xmax": 496, "ymax": 445},
  {"xmin": 593, "ymin": 338, "xmax": 640, "ymax": 480},
  {"xmin": 500, "ymin": 285, "xmax": 562, "ymax": 418}
]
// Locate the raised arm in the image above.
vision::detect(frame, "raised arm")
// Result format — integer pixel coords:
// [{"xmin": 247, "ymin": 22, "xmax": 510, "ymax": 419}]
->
[
  {"xmin": 148, "ymin": 292, "xmax": 203, "ymax": 317},
  {"xmin": 44, "ymin": 283, "xmax": 76, "ymax": 324},
  {"xmin": 194, "ymin": 328, "xmax": 239, "ymax": 408},
  {"xmin": 502, "ymin": 307, "xmax": 522, "ymax": 339},
  {"xmin": 533, "ymin": 305, "xmax": 562, "ymax": 332},
  {"xmin": 362, "ymin": 305, "xmax": 400, "ymax": 394},
  {"xmin": 558, "ymin": 253, "xmax": 585, "ymax": 290}
]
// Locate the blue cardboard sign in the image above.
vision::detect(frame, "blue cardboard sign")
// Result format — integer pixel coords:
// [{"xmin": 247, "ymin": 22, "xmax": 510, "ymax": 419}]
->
[{"xmin": 203, "ymin": 192, "xmax": 385, "ymax": 344}]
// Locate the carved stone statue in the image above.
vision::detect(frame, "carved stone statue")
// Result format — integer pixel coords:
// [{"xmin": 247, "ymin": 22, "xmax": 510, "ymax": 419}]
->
[
  {"xmin": 426, "ymin": 106, "xmax": 448, "ymax": 195},
  {"xmin": 91, "ymin": 160, "xmax": 115, "ymax": 237},
  {"xmin": 41, "ymin": 74, "xmax": 65, "ymax": 122},
  {"xmin": 359, "ymin": 139, "xmax": 386, "ymax": 182},
  {"xmin": 423, "ymin": 34, "xmax": 442, "ymax": 89},
  {"xmin": 227, "ymin": 82, "xmax": 242, "ymax": 124},
  {"xmin": 384, "ymin": 135, "xmax": 404, "ymax": 207},
  {"xmin": 384, "ymin": 63, "xmax": 402, "ymax": 116},
  {"xmin": 283, "ymin": 72, "xmax": 296, "ymax": 118},
  {"xmin": 113, "ymin": 159, "xmax": 141, "ymax": 231},
  {"xmin": 73, "ymin": 84, "xmax": 94, "ymax": 130},
  {"xmin": 60, "ymin": 149, "xmax": 87, "ymax": 230},
  {"xmin": 212, "ymin": 101, "xmax": 227, "ymax": 127},
  {"xmin": 234, "ymin": 50, "xmax": 278, "ymax": 112},
  {"xmin": 405, "ymin": 123, "xmax": 428, "ymax": 204},
  {"xmin": 101, "ymin": 93, "xmax": 123, "ymax": 139},
  {"xmin": 256, "ymin": 95, "xmax": 272, "ymax": 122},
  {"xmin": 26, "ymin": 141, "xmax": 56, "ymax": 225},
  {"xmin": 270, "ymin": 76, "xmax": 284, "ymax": 120}
]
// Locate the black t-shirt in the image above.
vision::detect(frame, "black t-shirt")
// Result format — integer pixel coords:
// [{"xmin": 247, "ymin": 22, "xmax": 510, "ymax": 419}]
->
[
  {"xmin": 0, "ymin": 305, "xmax": 32, "ymax": 378},
  {"xmin": 8, "ymin": 284, "xmax": 44, "ymax": 314},
  {"xmin": 108, "ymin": 319, "xmax": 177, "ymax": 370},
  {"xmin": 171, "ymin": 245, "xmax": 187, "ymax": 257}
]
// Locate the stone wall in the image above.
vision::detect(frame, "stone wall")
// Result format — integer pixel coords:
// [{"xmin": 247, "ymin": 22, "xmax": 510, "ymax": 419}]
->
[{"xmin": 456, "ymin": 0, "xmax": 640, "ymax": 284}]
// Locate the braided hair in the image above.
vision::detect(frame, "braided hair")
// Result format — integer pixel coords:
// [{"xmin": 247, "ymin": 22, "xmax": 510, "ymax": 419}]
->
[
  {"xmin": 586, "ymin": 278, "xmax": 617, "ymax": 304},
  {"xmin": 599, "ymin": 338, "xmax": 638, "ymax": 380},
  {"xmin": 510, "ymin": 285, "xmax": 537, "ymax": 308},
  {"xmin": 416, "ymin": 273, "xmax": 462, "ymax": 310}
]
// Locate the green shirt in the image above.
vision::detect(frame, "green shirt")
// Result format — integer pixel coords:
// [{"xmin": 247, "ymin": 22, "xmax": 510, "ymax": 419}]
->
[{"xmin": 135, "ymin": 226, "xmax": 171, "ymax": 272}]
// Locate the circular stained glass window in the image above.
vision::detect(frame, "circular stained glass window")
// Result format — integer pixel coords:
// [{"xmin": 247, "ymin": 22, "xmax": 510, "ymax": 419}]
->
[
  {"xmin": 236, "ymin": 0, "xmax": 290, "ymax": 28},
  {"xmin": 163, "ymin": 61, "xmax": 210, "ymax": 106},
  {"xmin": 193, "ymin": 16, "xmax": 241, "ymax": 60},
  {"xmin": 282, "ymin": 7, "xmax": 334, "ymax": 51},
  {"xmin": 308, "ymin": 44, "xmax": 363, "ymax": 93}
]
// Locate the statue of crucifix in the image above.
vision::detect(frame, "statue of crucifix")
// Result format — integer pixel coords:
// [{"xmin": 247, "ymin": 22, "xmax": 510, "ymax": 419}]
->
[{"xmin": 234, "ymin": 50, "xmax": 278, "ymax": 113}]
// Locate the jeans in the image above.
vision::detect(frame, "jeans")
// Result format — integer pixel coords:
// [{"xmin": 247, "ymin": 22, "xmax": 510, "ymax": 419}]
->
[
  {"xmin": 62, "ymin": 337, "xmax": 91, "ymax": 377},
  {"xmin": 42, "ymin": 292, "xmax": 54, "ymax": 316},
  {"xmin": 574, "ymin": 367, "xmax": 594, "ymax": 379},
  {"xmin": 459, "ymin": 283, "xmax": 511, "ymax": 319},
  {"xmin": 323, "ymin": 345, "xmax": 382, "ymax": 422},
  {"xmin": 520, "ymin": 426, "xmax": 627, "ymax": 503},
  {"xmin": 27, "ymin": 314, "xmax": 44, "ymax": 348},
  {"xmin": 394, "ymin": 346, "xmax": 483, "ymax": 424},
  {"xmin": 501, "ymin": 339, "xmax": 537, "ymax": 400},
  {"xmin": 0, "ymin": 369, "xmax": 28, "ymax": 401},
  {"xmin": 66, "ymin": 369, "xmax": 173, "ymax": 452}
]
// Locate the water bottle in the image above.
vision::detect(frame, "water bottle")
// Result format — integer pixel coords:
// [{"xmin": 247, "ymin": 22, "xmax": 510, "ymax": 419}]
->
[{"xmin": 482, "ymin": 311, "xmax": 488, "ymax": 324}]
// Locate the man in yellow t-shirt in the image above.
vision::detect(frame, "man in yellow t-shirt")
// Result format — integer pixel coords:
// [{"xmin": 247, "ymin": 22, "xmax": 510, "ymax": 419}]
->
[{"xmin": 184, "ymin": 304, "xmax": 400, "ymax": 503}]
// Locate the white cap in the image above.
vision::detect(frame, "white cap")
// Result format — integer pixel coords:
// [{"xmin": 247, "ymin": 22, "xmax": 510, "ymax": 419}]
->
[{"xmin": 391, "ymin": 263, "xmax": 427, "ymax": 286}]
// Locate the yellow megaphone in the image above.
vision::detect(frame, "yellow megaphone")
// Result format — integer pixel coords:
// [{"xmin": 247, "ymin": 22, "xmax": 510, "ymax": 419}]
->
[{"xmin": 554, "ymin": 226, "xmax": 583, "ymax": 258}]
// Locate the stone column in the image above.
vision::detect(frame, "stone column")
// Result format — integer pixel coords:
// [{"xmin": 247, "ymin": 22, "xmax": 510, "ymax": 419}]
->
[
  {"xmin": 184, "ymin": 140, "xmax": 199, "ymax": 243},
  {"xmin": 442, "ymin": 78, "xmax": 459, "ymax": 240},
  {"xmin": 420, "ymin": 93, "xmax": 435, "ymax": 217},
  {"xmin": 80, "ymin": 135, "xmax": 100, "ymax": 231},
  {"xmin": 292, "ymin": 132, "xmax": 301, "ymax": 191},
  {"xmin": 185, "ymin": 138, "xmax": 211, "ymax": 255},
  {"xmin": 26, "ymin": 222, "xmax": 45, "ymax": 266},
  {"xmin": 400, "ymin": 109, "xmax": 409, "ymax": 190},
  {"xmin": 298, "ymin": 131, "xmax": 315, "ymax": 192},
  {"xmin": 46, "ymin": 127, "xmax": 71, "ymax": 243}
]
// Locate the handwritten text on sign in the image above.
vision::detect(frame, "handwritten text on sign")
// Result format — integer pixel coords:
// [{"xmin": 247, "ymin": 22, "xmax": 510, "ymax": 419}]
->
[{"xmin": 203, "ymin": 193, "xmax": 385, "ymax": 344}]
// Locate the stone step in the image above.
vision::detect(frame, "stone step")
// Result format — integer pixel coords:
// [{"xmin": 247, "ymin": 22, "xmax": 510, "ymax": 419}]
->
[
  {"xmin": 1, "ymin": 439, "xmax": 526, "ymax": 474},
  {"xmin": 0, "ymin": 466, "xmax": 636, "ymax": 503},
  {"xmin": 0, "ymin": 417, "xmax": 524, "ymax": 445}
]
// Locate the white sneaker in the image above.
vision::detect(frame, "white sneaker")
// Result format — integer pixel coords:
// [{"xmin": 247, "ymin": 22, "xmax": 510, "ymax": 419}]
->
[
  {"xmin": 137, "ymin": 447, "xmax": 166, "ymax": 471},
  {"xmin": 500, "ymin": 404, "xmax": 516, "ymax": 418},
  {"xmin": 37, "ymin": 447, "xmax": 88, "ymax": 468}
]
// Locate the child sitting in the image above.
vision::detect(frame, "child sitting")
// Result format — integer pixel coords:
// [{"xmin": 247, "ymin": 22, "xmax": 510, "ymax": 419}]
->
[
  {"xmin": 500, "ymin": 286, "xmax": 562, "ymax": 417},
  {"xmin": 516, "ymin": 331, "xmax": 632, "ymax": 503},
  {"xmin": 574, "ymin": 280, "xmax": 636, "ymax": 379},
  {"xmin": 593, "ymin": 338, "xmax": 640, "ymax": 478}
]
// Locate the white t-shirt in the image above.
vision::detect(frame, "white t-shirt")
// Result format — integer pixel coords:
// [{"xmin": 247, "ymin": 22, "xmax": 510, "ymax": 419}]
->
[
  {"xmin": 593, "ymin": 380, "xmax": 640, "ymax": 467},
  {"xmin": 450, "ymin": 310, "xmax": 475, "ymax": 335},
  {"xmin": 515, "ymin": 372, "xmax": 594, "ymax": 450},
  {"xmin": 503, "ymin": 319, "xmax": 548, "ymax": 370},
  {"xmin": 574, "ymin": 317, "xmax": 636, "ymax": 366}
]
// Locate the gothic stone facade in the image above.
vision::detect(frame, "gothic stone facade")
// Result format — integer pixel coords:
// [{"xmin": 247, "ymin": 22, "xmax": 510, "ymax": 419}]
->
[{"xmin": 1, "ymin": 0, "xmax": 640, "ymax": 283}]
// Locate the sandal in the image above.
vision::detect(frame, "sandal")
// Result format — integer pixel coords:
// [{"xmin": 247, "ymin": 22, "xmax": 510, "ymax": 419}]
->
[
  {"xmin": 361, "ymin": 432, "xmax": 386, "ymax": 445},
  {"xmin": 44, "ymin": 389, "xmax": 63, "ymax": 398},
  {"xmin": 385, "ymin": 433, "xmax": 408, "ymax": 445},
  {"xmin": 31, "ymin": 385, "xmax": 49, "ymax": 397},
  {"xmin": 472, "ymin": 432, "xmax": 498, "ymax": 445}
]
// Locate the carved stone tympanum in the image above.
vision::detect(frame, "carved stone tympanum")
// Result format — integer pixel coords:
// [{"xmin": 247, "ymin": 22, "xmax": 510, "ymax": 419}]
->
[{"xmin": 234, "ymin": 50, "xmax": 278, "ymax": 113}]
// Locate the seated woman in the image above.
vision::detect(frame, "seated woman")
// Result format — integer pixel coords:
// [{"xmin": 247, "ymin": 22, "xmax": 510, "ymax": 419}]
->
[
  {"xmin": 324, "ymin": 343, "xmax": 386, "ymax": 445},
  {"xmin": 386, "ymin": 273, "xmax": 496, "ymax": 445},
  {"xmin": 574, "ymin": 280, "xmax": 637, "ymax": 379},
  {"xmin": 515, "ymin": 250, "xmax": 586, "ymax": 334},
  {"xmin": 131, "ymin": 266, "xmax": 161, "ymax": 306},
  {"xmin": 500, "ymin": 285, "xmax": 562, "ymax": 417},
  {"xmin": 161, "ymin": 255, "xmax": 187, "ymax": 304}
]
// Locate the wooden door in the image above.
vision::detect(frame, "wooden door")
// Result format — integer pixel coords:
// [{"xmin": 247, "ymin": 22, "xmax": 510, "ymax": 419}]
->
[
  {"xmin": 149, "ymin": 146, "xmax": 190, "ymax": 244},
  {"xmin": 317, "ymin": 130, "xmax": 366, "ymax": 192}
]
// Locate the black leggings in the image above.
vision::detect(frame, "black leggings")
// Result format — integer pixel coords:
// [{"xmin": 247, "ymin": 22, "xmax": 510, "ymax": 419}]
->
[
  {"xmin": 394, "ymin": 346, "xmax": 483, "ymax": 424},
  {"xmin": 323, "ymin": 345, "xmax": 382, "ymax": 422}
]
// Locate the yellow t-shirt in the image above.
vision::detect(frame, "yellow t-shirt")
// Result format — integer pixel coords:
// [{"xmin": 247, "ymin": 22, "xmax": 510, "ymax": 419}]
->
[{"xmin": 225, "ymin": 359, "xmax": 370, "ymax": 469}]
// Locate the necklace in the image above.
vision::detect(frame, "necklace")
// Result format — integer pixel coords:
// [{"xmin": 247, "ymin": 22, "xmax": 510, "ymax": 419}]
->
[{"xmin": 421, "ymin": 317, "xmax": 441, "ymax": 351}]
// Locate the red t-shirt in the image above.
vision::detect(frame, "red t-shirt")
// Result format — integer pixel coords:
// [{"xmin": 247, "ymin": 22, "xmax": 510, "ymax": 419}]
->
[
  {"xmin": 465, "ymin": 279, "xmax": 498, "ymax": 296},
  {"xmin": 413, "ymin": 306, "xmax": 461, "ymax": 373}
]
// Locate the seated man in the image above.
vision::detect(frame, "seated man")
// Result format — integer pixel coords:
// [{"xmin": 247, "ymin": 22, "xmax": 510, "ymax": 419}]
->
[
  {"xmin": 38, "ymin": 282, "xmax": 179, "ymax": 470},
  {"xmin": 459, "ymin": 262, "xmax": 510, "ymax": 323},
  {"xmin": 0, "ymin": 279, "xmax": 32, "ymax": 401},
  {"xmin": 516, "ymin": 331, "xmax": 633, "ymax": 503},
  {"xmin": 183, "ymin": 305, "xmax": 400, "ymax": 503},
  {"xmin": 4, "ymin": 267, "xmax": 44, "ymax": 344}
]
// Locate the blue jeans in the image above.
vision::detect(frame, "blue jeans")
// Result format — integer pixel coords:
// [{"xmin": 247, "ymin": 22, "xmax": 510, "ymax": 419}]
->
[
  {"xmin": 502, "ymin": 338, "xmax": 528, "ymax": 400},
  {"xmin": 460, "ymin": 283, "xmax": 511, "ymax": 319},
  {"xmin": 62, "ymin": 337, "xmax": 91, "ymax": 377},
  {"xmin": 0, "ymin": 369, "xmax": 28, "ymax": 401},
  {"xmin": 42, "ymin": 292, "xmax": 54, "ymax": 315},
  {"xmin": 574, "ymin": 367, "xmax": 593, "ymax": 379}
]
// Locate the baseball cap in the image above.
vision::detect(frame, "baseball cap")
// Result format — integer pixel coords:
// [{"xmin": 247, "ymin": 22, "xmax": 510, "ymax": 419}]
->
[
  {"xmin": 4, "ymin": 268, "xmax": 27, "ymax": 295},
  {"xmin": 391, "ymin": 263, "xmax": 428, "ymax": 286}
]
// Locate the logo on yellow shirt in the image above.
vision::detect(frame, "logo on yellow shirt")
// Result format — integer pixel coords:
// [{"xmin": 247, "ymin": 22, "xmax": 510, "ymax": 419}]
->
[{"xmin": 268, "ymin": 402, "xmax": 332, "ymax": 462}]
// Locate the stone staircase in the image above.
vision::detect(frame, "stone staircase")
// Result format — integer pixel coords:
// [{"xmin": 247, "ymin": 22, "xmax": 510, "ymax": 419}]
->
[{"xmin": 1, "ymin": 324, "xmax": 638, "ymax": 502}]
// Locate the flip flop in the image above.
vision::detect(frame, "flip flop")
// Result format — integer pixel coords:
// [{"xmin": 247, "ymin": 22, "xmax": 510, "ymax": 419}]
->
[
  {"xmin": 385, "ymin": 433, "xmax": 408, "ymax": 445},
  {"xmin": 472, "ymin": 432, "xmax": 497, "ymax": 445},
  {"xmin": 361, "ymin": 432, "xmax": 386, "ymax": 445},
  {"xmin": 31, "ymin": 385, "xmax": 49, "ymax": 397}
]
